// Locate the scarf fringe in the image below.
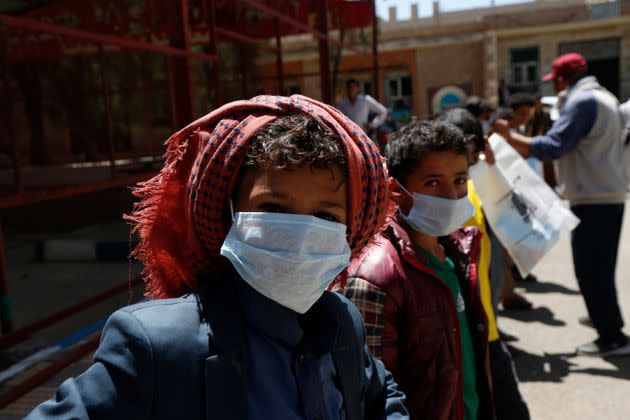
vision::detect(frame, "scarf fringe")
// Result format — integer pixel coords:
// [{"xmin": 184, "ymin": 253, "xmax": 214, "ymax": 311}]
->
[{"xmin": 124, "ymin": 133, "xmax": 195, "ymax": 298}]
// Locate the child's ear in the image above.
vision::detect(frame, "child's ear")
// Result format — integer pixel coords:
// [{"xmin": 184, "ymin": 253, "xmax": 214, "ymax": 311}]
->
[{"xmin": 387, "ymin": 177, "xmax": 412, "ymax": 214}]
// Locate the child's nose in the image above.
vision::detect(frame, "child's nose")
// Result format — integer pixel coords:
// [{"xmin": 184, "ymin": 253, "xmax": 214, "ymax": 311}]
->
[{"xmin": 443, "ymin": 185, "xmax": 460, "ymax": 200}]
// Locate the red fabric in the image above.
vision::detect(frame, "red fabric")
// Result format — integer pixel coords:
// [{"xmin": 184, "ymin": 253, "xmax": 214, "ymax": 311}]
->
[
  {"xmin": 126, "ymin": 95, "xmax": 390, "ymax": 298},
  {"xmin": 345, "ymin": 214, "xmax": 494, "ymax": 420}
]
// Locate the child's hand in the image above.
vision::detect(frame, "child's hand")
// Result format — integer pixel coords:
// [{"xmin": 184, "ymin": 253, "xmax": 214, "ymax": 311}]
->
[{"xmin": 483, "ymin": 135, "xmax": 496, "ymax": 165}]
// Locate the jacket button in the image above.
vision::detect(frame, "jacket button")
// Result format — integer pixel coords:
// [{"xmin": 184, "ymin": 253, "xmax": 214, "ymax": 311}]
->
[{"xmin": 477, "ymin": 323, "xmax": 484, "ymax": 332}]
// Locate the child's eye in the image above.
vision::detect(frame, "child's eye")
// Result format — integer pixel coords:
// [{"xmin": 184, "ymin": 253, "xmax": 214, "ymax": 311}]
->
[
  {"xmin": 425, "ymin": 180, "xmax": 439, "ymax": 187},
  {"xmin": 455, "ymin": 177, "xmax": 468, "ymax": 185},
  {"xmin": 315, "ymin": 212, "xmax": 340, "ymax": 223},
  {"xmin": 259, "ymin": 203, "xmax": 285, "ymax": 213}
]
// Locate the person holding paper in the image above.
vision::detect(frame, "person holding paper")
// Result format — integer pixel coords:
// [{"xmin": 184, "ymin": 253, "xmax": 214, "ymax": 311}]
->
[{"xmin": 493, "ymin": 52, "xmax": 629, "ymax": 357}]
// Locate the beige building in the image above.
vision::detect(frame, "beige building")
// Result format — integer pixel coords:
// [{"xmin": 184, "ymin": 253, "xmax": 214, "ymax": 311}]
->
[{"xmin": 266, "ymin": 0, "xmax": 630, "ymax": 118}]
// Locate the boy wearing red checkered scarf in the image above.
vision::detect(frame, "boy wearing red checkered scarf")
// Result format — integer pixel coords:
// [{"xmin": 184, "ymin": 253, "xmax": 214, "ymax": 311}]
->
[{"xmin": 27, "ymin": 96, "xmax": 408, "ymax": 420}]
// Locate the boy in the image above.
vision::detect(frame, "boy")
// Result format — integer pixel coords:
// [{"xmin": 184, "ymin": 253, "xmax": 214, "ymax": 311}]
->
[
  {"xmin": 343, "ymin": 119, "xmax": 493, "ymax": 419},
  {"xmin": 437, "ymin": 109, "xmax": 530, "ymax": 420},
  {"xmin": 26, "ymin": 96, "xmax": 408, "ymax": 419},
  {"xmin": 507, "ymin": 93, "xmax": 535, "ymax": 131}
]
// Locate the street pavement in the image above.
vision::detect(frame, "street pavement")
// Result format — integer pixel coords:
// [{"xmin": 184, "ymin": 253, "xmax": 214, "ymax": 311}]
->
[
  {"xmin": 2, "ymin": 201, "xmax": 630, "ymax": 418},
  {"xmin": 500, "ymin": 199, "xmax": 630, "ymax": 420}
]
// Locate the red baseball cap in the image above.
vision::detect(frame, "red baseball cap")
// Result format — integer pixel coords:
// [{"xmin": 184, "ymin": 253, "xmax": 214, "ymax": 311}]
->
[{"xmin": 542, "ymin": 52, "xmax": 588, "ymax": 81}]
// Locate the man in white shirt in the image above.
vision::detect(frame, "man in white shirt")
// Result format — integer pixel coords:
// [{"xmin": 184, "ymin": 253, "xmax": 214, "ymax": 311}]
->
[{"xmin": 337, "ymin": 79, "xmax": 388, "ymax": 136}]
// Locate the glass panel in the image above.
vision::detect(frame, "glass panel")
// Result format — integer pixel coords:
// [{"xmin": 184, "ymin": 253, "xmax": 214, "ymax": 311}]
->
[
  {"xmin": 513, "ymin": 66, "xmax": 523, "ymax": 84},
  {"xmin": 527, "ymin": 64, "xmax": 537, "ymax": 82},
  {"xmin": 511, "ymin": 47, "xmax": 538, "ymax": 63},
  {"xmin": 401, "ymin": 76, "xmax": 412, "ymax": 96}
]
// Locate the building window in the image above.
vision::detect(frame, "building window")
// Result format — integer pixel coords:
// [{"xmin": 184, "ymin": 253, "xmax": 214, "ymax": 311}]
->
[
  {"xmin": 589, "ymin": 1, "xmax": 619, "ymax": 20},
  {"xmin": 509, "ymin": 47, "xmax": 539, "ymax": 92},
  {"xmin": 384, "ymin": 75, "xmax": 412, "ymax": 107}
]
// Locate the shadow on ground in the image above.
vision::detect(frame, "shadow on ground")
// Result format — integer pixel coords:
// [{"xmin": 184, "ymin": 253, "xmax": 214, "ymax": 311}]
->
[
  {"xmin": 518, "ymin": 280, "xmax": 581, "ymax": 295},
  {"xmin": 511, "ymin": 348, "xmax": 576, "ymax": 383},
  {"xmin": 571, "ymin": 356, "xmax": 630, "ymax": 381},
  {"xmin": 500, "ymin": 306, "xmax": 566, "ymax": 326},
  {"xmin": 511, "ymin": 347, "xmax": 630, "ymax": 383}
]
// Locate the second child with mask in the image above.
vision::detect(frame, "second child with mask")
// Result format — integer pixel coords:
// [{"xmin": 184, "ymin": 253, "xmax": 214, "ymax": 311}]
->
[{"xmin": 341, "ymin": 119, "xmax": 494, "ymax": 420}]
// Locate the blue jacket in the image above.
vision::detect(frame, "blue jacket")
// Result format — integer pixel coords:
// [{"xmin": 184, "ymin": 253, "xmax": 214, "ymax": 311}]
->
[{"xmin": 26, "ymin": 277, "xmax": 408, "ymax": 420}]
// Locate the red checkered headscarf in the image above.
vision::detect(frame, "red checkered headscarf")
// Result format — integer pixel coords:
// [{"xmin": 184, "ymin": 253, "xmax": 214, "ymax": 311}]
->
[{"xmin": 127, "ymin": 95, "xmax": 390, "ymax": 298}]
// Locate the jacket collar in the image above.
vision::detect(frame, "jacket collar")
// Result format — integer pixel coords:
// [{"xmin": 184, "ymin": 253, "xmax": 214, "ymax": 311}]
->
[
  {"xmin": 567, "ymin": 75, "xmax": 601, "ymax": 99},
  {"xmin": 238, "ymin": 279, "xmax": 304, "ymax": 348},
  {"xmin": 199, "ymin": 276, "xmax": 248, "ymax": 420},
  {"xmin": 199, "ymin": 275, "xmax": 355, "ymax": 420},
  {"xmin": 388, "ymin": 210, "xmax": 479, "ymax": 265}
]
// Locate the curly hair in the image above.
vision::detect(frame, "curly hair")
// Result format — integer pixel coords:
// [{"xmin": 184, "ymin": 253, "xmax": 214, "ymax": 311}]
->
[
  {"xmin": 243, "ymin": 114, "xmax": 347, "ymax": 173},
  {"xmin": 386, "ymin": 119, "xmax": 471, "ymax": 183},
  {"xmin": 433, "ymin": 108, "xmax": 484, "ymax": 153},
  {"xmin": 508, "ymin": 92, "xmax": 535, "ymax": 110}
]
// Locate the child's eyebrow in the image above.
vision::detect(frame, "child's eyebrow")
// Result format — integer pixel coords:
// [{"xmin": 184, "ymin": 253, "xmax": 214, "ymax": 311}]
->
[
  {"xmin": 265, "ymin": 191, "xmax": 289, "ymax": 199},
  {"xmin": 319, "ymin": 200, "xmax": 346, "ymax": 210}
]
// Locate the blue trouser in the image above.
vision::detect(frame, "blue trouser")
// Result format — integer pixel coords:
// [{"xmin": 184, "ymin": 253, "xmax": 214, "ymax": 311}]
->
[
  {"xmin": 489, "ymin": 340, "xmax": 530, "ymax": 420},
  {"xmin": 571, "ymin": 203, "xmax": 625, "ymax": 342}
]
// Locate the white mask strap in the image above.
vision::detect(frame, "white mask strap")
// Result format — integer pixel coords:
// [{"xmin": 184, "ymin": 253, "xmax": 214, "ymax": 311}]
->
[{"xmin": 229, "ymin": 199, "xmax": 236, "ymax": 222}]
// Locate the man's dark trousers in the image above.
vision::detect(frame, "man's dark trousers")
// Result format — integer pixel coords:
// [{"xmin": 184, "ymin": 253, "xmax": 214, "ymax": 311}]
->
[{"xmin": 571, "ymin": 203, "xmax": 625, "ymax": 342}]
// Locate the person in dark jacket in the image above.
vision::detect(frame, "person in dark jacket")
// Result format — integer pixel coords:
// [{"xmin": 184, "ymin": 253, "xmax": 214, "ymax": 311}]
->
[
  {"xmin": 26, "ymin": 96, "xmax": 409, "ymax": 420},
  {"xmin": 342, "ymin": 119, "xmax": 494, "ymax": 420}
]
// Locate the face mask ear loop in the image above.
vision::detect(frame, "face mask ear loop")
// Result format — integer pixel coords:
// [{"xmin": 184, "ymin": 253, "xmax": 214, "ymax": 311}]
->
[
  {"xmin": 395, "ymin": 179, "xmax": 414, "ymax": 200},
  {"xmin": 229, "ymin": 199, "xmax": 236, "ymax": 222}
]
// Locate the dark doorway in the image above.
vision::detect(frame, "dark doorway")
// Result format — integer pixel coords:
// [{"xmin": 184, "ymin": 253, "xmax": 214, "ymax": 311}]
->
[
  {"xmin": 559, "ymin": 38, "xmax": 620, "ymax": 99},
  {"xmin": 587, "ymin": 58, "xmax": 619, "ymax": 98}
]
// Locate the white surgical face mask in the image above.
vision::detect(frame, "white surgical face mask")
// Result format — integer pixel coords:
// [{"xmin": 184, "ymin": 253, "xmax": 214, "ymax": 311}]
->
[
  {"xmin": 397, "ymin": 182, "xmax": 475, "ymax": 236},
  {"xmin": 220, "ymin": 211, "xmax": 351, "ymax": 314}
]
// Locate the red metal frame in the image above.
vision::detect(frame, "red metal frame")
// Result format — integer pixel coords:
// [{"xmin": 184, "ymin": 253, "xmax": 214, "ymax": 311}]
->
[
  {"xmin": 317, "ymin": 0, "xmax": 332, "ymax": 103},
  {"xmin": 0, "ymin": 15, "xmax": 217, "ymax": 62},
  {"xmin": 0, "ymin": 172, "xmax": 156, "ymax": 209},
  {"xmin": 372, "ymin": 0, "xmax": 380, "ymax": 102},
  {"xmin": 0, "ymin": 276, "xmax": 143, "ymax": 350},
  {"xmin": 0, "ymin": 0, "xmax": 380, "ymax": 409},
  {"xmin": 0, "ymin": 335, "xmax": 101, "ymax": 409},
  {"xmin": 0, "ymin": 225, "xmax": 12, "ymax": 334},
  {"xmin": 207, "ymin": 0, "xmax": 222, "ymax": 107},
  {"xmin": 98, "ymin": 45, "xmax": 116, "ymax": 178},
  {"xmin": 274, "ymin": 18, "xmax": 285, "ymax": 94},
  {"xmin": 241, "ymin": 0, "xmax": 373, "ymax": 57}
]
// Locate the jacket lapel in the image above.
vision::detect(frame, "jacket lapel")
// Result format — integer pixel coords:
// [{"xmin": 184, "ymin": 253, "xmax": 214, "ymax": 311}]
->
[
  {"xmin": 332, "ymin": 345, "xmax": 361, "ymax": 420},
  {"xmin": 200, "ymin": 278, "xmax": 248, "ymax": 420},
  {"xmin": 314, "ymin": 293, "xmax": 362, "ymax": 420}
]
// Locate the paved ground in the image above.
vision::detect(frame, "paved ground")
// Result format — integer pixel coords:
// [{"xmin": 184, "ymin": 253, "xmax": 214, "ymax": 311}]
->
[
  {"xmin": 499, "ymin": 199, "xmax": 630, "ymax": 420},
  {"xmin": 1, "ymin": 201, "xmax": 630, "ymax": 418}
]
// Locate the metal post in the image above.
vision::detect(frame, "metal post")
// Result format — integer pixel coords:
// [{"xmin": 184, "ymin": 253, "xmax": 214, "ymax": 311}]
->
[
  {"xmin": 98, "ymin": 45, "xmax": 116, "ymax": 178},
  {"xmin": 167, "ymin": 0, "xmax": 195, "ymax": 127},
  {"xmin": 144, "ymin": 0, "xmax": 155, "ymax": 161},
  {"xmin": 141, "ymin": 54, "xmax": 155, "ymax": 161},
  {"xmin": 207, "ymin": 0, "xmax": 222, "ymax": 106},
  {"xmin": 240, "ymin": 42, "xmax": 248, "ymax": 98},
  {"xmin": 316, "ymin": 0, "xmax": 332, "ymax": 104},
  {"xmin": 0, "ymin": 23, "xmax": 21, "ymax": 194},
  {"xmin": 274, "ymin": 18, "xmax": 285, "ymax": 95},
  {"xmin": 372, "ymin": 0, "xmax": 380, "ymax": 102},
  {"xmin": 0, "ymin": 222, "xmax": 13, "ymax": 334}
]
